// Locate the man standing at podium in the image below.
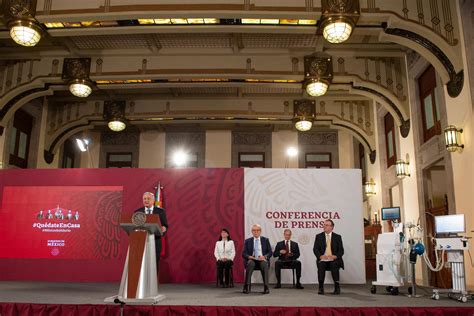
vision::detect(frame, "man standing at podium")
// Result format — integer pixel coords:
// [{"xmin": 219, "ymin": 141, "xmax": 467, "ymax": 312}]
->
[{"xmin": 135, "ymin": 192, "xmax": 168, "ymax": 272}]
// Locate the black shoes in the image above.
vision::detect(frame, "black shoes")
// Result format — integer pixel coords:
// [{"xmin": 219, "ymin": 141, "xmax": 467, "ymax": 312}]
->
[
  {"xmin": 318, "ymin": 284, "xmax": 340, "ymax": 295},
  {"xmin": 274, "ymin": 282, "xmax": 303, "ymax": 289},
  {"xmin": 263, "ymin": 285, "xmax": 270, "ymax": 294},
  {"xmin": 243, "ymin": 284, "xmax": 270, "ymax": 294}
]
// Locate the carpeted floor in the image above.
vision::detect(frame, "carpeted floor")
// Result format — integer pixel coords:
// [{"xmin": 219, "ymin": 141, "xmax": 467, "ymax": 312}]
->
[{"xmin": 0, "ymin": 281, "xmax": 473, "ymax": 307}]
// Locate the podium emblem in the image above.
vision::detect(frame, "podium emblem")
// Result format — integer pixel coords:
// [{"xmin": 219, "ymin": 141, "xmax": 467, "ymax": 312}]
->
[{"xmin": 131, "ymin": 212, "xmax": 146, "ymax": 227}]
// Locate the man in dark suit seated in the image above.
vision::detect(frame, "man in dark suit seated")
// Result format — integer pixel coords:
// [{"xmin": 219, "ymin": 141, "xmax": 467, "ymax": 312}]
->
[
  {"xmin": 134, "ymin": 192, "xmax": 168, "ymax": 273},
  {"xmin": 273, "ymin": 229, "xmax": 304, "ymax": 289},
  {"xmin": 313, "ymin": 219, "xmax": 344, "ymax": 295},
  {"xmin": 242, "ymin": 224, "xmax": 272, "ymax": 294}
]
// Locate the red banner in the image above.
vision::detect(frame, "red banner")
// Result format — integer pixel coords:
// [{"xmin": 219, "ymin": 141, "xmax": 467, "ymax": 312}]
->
[
  {"xmin": 0, "ymin": 186, "xmax": 123, "ymax": 260},
  {"xmin": 0, "ymin": 168, "xmax": 244, "ymax": 283}
]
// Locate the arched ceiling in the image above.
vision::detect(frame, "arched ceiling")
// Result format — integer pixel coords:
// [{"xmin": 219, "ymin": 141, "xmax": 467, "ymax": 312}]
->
[{"xmin": 0, "ymin": 0, "xmax": 466, "ymax": 161}]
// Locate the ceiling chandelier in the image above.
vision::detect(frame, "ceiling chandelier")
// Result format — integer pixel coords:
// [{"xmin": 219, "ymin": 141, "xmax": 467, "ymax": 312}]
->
[
  {"xmin": 9, "ymin": 20, "xmax": 42, "ymax": 47},
  {"xmin": 319, "ymin": 0, "xmax": 360, "ymax": 44},
  {"xmin": 108, "ymin": 119, "xmax": 127, "ymax": 132},
  {"xmin": 68, "ymin": 79, "xmax": 93, "ymax": 98},
  {"xmin": 303, "ymin": 53, "xmax": 333, "ymax": 97},
  {"xmin": 62, "ymin": 58, "xmax": 93, "ymax": 98},
  {"xmin": 104, "ymin": 101, "xmax": 127, "ymax": 132},
  {"xmin": 5, "ymin": 0, "xmax": 43, "ymax": 47},
  {"xmin": 293, "ymin": 99, "xmax": 316, "ymax": 132}
]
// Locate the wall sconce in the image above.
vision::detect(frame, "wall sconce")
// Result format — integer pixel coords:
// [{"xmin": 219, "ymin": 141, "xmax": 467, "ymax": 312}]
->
[
  {"xmin": 76, "ymin": 138, "xmax": 89, "ymax": 152},
  {"xmin": 104, "ymin": 100, "xmax": 127, "ymax": 132},
  {"xmin": 293, "ymin": 99, "xmax": 315, "ymax": 132},
  {"xmin": 444, "ymin": 125, "xmax": 464, "ymax": 152},
  {"xmin": 4, "ymin": 0, "xmax": 43, "ymax": 47},
  {"xmin": 303, "ymin": 53, "xmax": 333, "ymax": 97},
  {"xmin": 364, "ymin": 178, "xmax": 376, "ymax": 196},
  {"xmin": 395, "ymin": 154, "xmax": 410, "ymax": 179},
  {"xmin": 75, "ymin": 138, "xmax": 95, "ymax": 168},
  {"xmin": 62, "ymin": 58, "xmax": 93, "ymax": 98},
  {"xmin": 319, "ymin": 0, "xmax": 360, "ymax": 44},
  {"xmin": 373, "ymin": 210, "xmax": 379, "ymax": 225}
]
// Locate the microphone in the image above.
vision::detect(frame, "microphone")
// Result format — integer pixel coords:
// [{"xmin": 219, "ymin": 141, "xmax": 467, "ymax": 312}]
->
[{"xmin": 114, "ymin": 297, "xmax": 126, "ymax": 316}]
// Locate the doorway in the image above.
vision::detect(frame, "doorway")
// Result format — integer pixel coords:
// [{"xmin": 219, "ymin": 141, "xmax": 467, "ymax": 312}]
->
[{"xmin": 423, "ymin": 160, "xmax": 451, "ymax": 289}]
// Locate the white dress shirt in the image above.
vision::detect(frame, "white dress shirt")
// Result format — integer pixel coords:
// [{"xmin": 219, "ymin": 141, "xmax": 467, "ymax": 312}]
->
[
  {"xmin": 214, "ymin": 239, "xmax": 236, "ymax": 261},
  {"xmin": 145, "ymin": 207, "xmax": 153, "ymax": 214}
]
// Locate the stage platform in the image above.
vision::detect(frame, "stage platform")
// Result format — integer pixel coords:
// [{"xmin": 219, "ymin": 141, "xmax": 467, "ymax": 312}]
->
[
  {"xmin": 0, "ymin": 281, "xmax": 473, "ymax": 315},
  {"xmin": 0, "ymin": 281, "xmax": 472, "ymax": 307}
]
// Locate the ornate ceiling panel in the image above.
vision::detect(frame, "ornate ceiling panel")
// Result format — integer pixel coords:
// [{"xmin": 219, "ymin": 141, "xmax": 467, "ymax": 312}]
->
[
  {"xmin": 173, "ymin": 87, "xmax": 238, "ymax": 95},
  {"xmin": 157, "ymin": 33, "xmax": 233, "ymax": 49},
  {"xmin": 70, "ymin": 34, "xmax": 153, "ymax": 50},
  {"xmin": 0, "ymin": 0, "xmax": 467, "ymax": 149},
  {"xmin": 241, "ymin": 34, "xmax": 317, "ymax": 48},
  {"xmin": 241, "ymin": 86, "xmax": 301, "ymax": 95}
]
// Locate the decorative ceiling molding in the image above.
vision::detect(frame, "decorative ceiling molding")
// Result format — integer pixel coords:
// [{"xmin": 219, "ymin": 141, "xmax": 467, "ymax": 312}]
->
[
  {"xmin": 0, "ymin": 85, "xmax": 54, "ymax": 127},
  {"xmin": 299, "ymin": 131, "xmax": 337, "ymax": 146},
  {"xmin": 101, "ymin": 130, "xmax": 139, "ymax": 145},
  {"xmin": 330, "ymin": 122, "xmax": 376, "ymax": 163},
  {"xmin": 44, "ymin": 122, "xmax": 95, "ymax": 163},
  {"xmin": 0, "ymin": 1, "xmax": 467, "ymax": 158},
  {"xmin": 383, "ymin": 26, "xmax": 463, "ymax": 97},
  {"xmin": 351, "ymin": 85, "xmax": 410, "ymax": 137},
  {"xmin": 233, "ymin": 132, "xmax": 271, "ymax": 145}
]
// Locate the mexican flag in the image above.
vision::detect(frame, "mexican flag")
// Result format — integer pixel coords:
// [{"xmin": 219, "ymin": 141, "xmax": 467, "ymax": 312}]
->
[{"xmin": 155, "ymin": 182, "xmax": 166, "ymax": 257}]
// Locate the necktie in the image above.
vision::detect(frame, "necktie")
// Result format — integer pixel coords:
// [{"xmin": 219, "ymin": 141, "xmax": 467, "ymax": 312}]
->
[
  {"xmin": 146, "ymin": 208, "xmax": 152, "ymax": 214},
  {"xmin": 326, "ymin": 234, "xmax": 332, "ymax": 256},
  {"xmin": 223, "ymin": 241, "xmax": 226, "ymax": 259},
  {"xmin": 254, "ymin": 238, "xmax": 260, "ymax": 257},
  {"xmin": 285, "ymin": 240, "xmax": 289, "ymax": 257}
]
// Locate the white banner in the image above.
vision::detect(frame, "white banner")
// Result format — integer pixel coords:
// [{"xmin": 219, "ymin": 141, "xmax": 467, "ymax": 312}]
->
[{"xmin": 244, "ymin": 168, "xmax": 365, "ymax": 284}]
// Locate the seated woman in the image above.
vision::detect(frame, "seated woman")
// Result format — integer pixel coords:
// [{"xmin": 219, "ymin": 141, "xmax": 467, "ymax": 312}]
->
[{"xmin": 214, "ymin": 228, "xmax": 235, "ymax": 287}]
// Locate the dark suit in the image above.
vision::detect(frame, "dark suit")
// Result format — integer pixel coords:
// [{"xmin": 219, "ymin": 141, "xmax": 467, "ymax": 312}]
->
[
  {"xmin": 242, "ymin": 236, "xmax": 272, "ymax": 286},
  {"xmin": 313, "ymin": 231, "xmax": 344, "ymax": 286},
  {"xmin": 273, "ymin": 240, "xmax": 302, "ymax": 284},
  {"xmin": 134, "ymin": 206, "xmax": 168, "ymax": 271}
]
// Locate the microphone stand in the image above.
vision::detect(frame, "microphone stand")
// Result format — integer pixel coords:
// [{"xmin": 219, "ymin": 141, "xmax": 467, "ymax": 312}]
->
[{"xmin": 114, "ymin": 298, "xmax": 126, "ymax": 316}]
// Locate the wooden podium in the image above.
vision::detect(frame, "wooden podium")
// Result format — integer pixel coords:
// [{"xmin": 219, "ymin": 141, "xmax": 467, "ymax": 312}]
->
[{"xmin": 105, "ymin": 212, "xmax": 165, "ymax": 304}]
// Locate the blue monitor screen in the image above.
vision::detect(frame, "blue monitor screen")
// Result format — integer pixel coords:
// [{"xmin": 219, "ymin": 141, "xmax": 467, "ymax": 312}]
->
[{"xmin": 381, "ymin": 207, "xmax": 401, "ymax": 221}]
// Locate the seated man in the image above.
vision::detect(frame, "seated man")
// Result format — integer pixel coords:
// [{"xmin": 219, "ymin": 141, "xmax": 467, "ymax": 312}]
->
[
  {"xmin": 242, "ymin": 224, "xmax": 272, "ymax": 294},
  {"xmin": 273, "ymin": 229, "xmax": 304, "ymax": 289},
  {"xmin": 313, "ymin": 219, "xmax": 344, "ymax": 295}
]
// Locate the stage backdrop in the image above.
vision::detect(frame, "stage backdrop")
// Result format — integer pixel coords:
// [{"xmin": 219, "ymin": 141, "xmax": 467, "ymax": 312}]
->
[
  {"xmin": 0, "ymin": 168, "xmax": 244, "ymax": 283},
  {"xmin": 0, "ymin": 168, "xmax": 364, "ymax": 284},
  {"xmin": 244, "ymin": 168, "xmax": 366, "ymax": 284}
]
